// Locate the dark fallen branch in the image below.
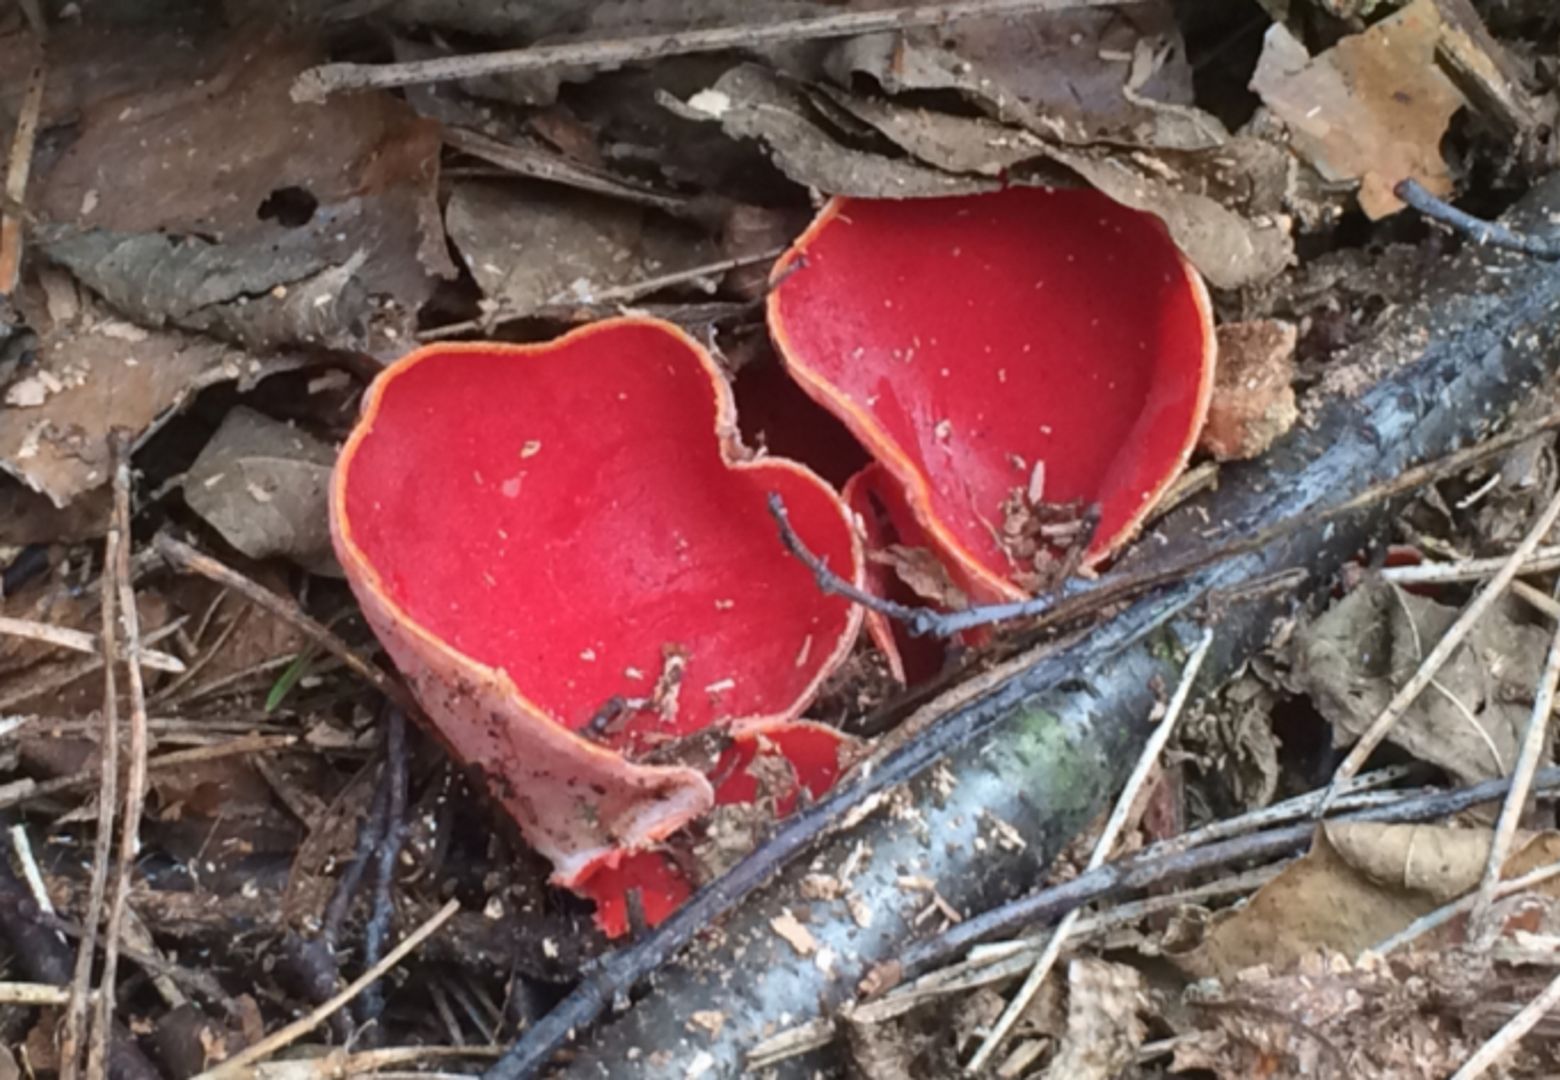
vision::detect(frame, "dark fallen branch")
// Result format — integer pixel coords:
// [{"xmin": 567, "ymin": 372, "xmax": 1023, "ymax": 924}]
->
[
  {"xmin": 357, "ymin": 705, "xmax": 410, "ymax": 1031},
  {"xmin": 883, "ymin": 767, "xmax": 1560, "ymax": 989},
  {"xmin": 1396, "ymin": 178, "xmax": 1560, "ymax": 260},
  {"xmin": 492, "ymin": 175, "xmax": 1560, "ymax": 1080}
]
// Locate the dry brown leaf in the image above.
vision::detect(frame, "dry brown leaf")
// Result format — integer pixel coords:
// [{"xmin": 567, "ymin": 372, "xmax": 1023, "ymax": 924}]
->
[
  {"xmin": 1042, "ymin": 958, "xmax": 1146, "ymax": 1080},
  {"xmin": 815, "ymin": 88, "xmax": 1049, "ymax": 178},
  {"xmin": 871, "ymin": 545, "xmax": 969, "ymax": 611},
  {"xmin": 1291, "ymin": 578, "xmax": 1548, "ymax": 785},
  {"xmin": 1175, "ymin": 826, "xmax": 1438, "ymax": 982},
  {"xmin": 32, "ymin": 31, "xmax": 452, "ymax": 354},
  {"xmin": 825, "ymin": 3, "xmax": 1212, "ymax": 150},
  {"xmin": 1250, "ymin": 0, "xmax": 1466, "ymax": 218},
  {"xmin": 1199, "ymin": 319, "xmax": 1298, "ymax": 461},
  {"xmin": 0, "ymin": 312, "xmax": 240, "ymax": 507},
  {"xmin": 156, "ymin": 573, "xmax": 311, "ymax": 699},
  {"xmin": 1172, "ymin": 950, "xmax": 1473, "ymax": 1080},
  {"xmin": 0, "ymin": 24, "xmax": 198, "ymax": 133},
  {"xmin": 182, "ymin": 407, "xmax": 339, "ymax": 577},
  {"xmin": 803, "ymin": 82, "xmax": 1293, "ymax": 290},
  {"xmin": 691, "ymin": 65, "xmax": 997, "ymax": 199},
  {"xmin": 1176, "ymin": 826, "xmax": 1560, "ymax": 982},
  {"xmin": 446, "ymin": 181, "xmax": 716, "ymax": 320}
]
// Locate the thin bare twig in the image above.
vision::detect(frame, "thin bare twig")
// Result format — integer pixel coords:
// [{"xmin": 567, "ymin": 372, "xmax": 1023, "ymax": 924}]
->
[
  {"xmin": 1514, "ymin": 579, "xmax": 1560, "ymax": 622},
  {"xmin": 1323, "ymin": 484, "xmax": 1560, "ymax": 808},
  {"xmin": 441, "ymin": 127, "xmax": 692, "ymax": 217},
  {"xmin": 153, "ymin": 533, "xmax": 410, "ymax": 711},
  {"xmin": 196, "ymin": 898, "xmax": 460, "ymax": 1079},
  {"xmin": 0, "ymin": 614, "xmax": 185, "ymax": 673},
  {"xmin": 92, "ymin": 444, "xmax": 147, "ymax": 1078},
  {"xmin": 418, "ymin": 247, "xmax": 787, "ymax": 340},
  {"xmin": 1450, "ymin": 968, "xmax": 1560, "ymax": 1078},
  {"xmin": 1373, "ymin": 858, "xmax": 1560, "ymax": 956},
  {"xmin": 0, "ymin": 619, "xmax": 186, "ymax": 714},
  {"xmin": 148, "ymin": 597, "xmax": 249, "ymax": 702},
  {"xmin": 772, "ymin": 409, "xmax": 1560, "ymax": 639},
  {"xmin": 1154, "ymin": 766, "xmax": 1417, "ymax": 857},
  {"xmin": 1470, "ymin": 577, "xmax": 1560, "ymax": 929},
  {"xmin": 322, "ymin": 775, "xmax": 393, "ymax": 950},
  {"xmin": 1397, "ymin": 178, "xmax": 1560, "ymax": 261},
  {"xmin": 965, "ymin": 627, "xmax": 1215, "ymax": 1071},
  {"xmin": 882, "ymin": 769, "xmax": 1560, "ymax": 991},
  {"xmin": 61, "ymin": 466, "xmax": 125, "ymax": 1080},
  {"xmin": 0, "ymin": 733, "xmax": 298, "ymax": 811},
  {"xmin": 8, "ymin": 825, "xmax": 53, "ymax": 916},
  {"xmin": 0, "ymin": 62, "xmax": 44, "ymax": 294},
  {"xmin": 292, "ymin": 0, "xmax": 1123, "ymax": 101},
  {"xmin": 1380, "ymin": 545, "xmax": 1560, "ymax": 585},
  {"xmin": 0, "ymin": 982, "xmax": 70, "ymax": 1006}
]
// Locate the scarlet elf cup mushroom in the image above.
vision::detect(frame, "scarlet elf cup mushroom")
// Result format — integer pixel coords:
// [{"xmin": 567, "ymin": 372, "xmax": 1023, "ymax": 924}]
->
[
  {"xmin": 770, "ymin": 186, "xmax": 1217, "ymax": 600},
  {"xmin": 332, "ymin": 188, "xmax": 1217, "ymax": 931},
  {"xmin": 330, "ymin": 318, "xmax": 863, "ymax": 933}
]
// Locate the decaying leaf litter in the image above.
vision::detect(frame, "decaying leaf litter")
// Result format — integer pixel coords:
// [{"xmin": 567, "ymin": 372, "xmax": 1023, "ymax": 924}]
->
[{"xmin": 2, "ymin": 1, "xmax": 1560, "ymax": 1078}]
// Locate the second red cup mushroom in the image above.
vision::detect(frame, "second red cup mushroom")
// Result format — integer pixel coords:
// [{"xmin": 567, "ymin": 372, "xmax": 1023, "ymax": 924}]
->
[{"xmin": 769, "ymin": 186, "xmax": 1217, "ymax": 600}]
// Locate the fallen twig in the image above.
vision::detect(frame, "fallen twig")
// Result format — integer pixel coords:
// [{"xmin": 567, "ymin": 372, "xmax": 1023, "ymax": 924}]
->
[
  {"xmin": 293, "ymin": 0, "xmax": 1123, "ymax": 101},
  {"xmin": 154, "ymin": 534, "xmax": 410, "ymax": 711},
  {"xmin": 1380, "ymin": 544, "xmax": 1560, "ymax": 585},
  {"xmin": 884, "ymin": 768, "xmax": 1560, "ymax": 989},
  {"xmin": 1324, "ymin": 483, "xmax": 1560, "ymax": 807},
  {"xmin": 772, "ymin": 406, "xmax": 1560, "ymax": 639},
  {"xmin": 1397, "ymin": 178, "xmax": 1560, "ymax": 261},
  {"xmin": 1471, "ymin": 577, "xmax": 1560, "ymax": 929},
  {"xmin": 242, "ymin": 1045, "xmax": 502, "ymax": 1078},
  {"xmin": 0, "ymin": 61, "xmax": 43, "ymax": 293},
  {"xmin": 0, "ymin": 619, "xmax": 186, "ymax": 713},
  {"xmin": 419, "ymin": 247, "xmax": 786, "ymax": 340},
  {"xmin": 0, "ymin": 614, "xmax": 185, "ymax": 673},
  {"xmin": 196, "ymin": 898, "xmax": 460, "ymax": 1079},
  {"xmin": 92, "ymin": 440, "xmax": 148, "ymax": 1078},
  {"xmin": 60, "ymin": 471, "xmax": 126, "ymax": 1080},
  {"xmin": 441, "ymin": 127, "xmax": 693, "ymax": 217},
  {"xmin": 1373, "ymin": 857, "xmax": 1560, "ymax": 956},
  {"xmin": 8, "ymin": 825, "xmax": 53, "ymax": 915},
  {"xmin": 0, "ymin": 982, "xmax": 69, "ymax": 1005},
  {"xmin": 148, "ymin": 597, "xmax": 251, "ymax": 702},
  {"xmin": 0, "ymin": 733, "xmax": 298, "ymax": 811},
  {"xmin": 751, "ymin": 865, "xmax": 1286, "ymax": 1070},
  {"xmin": 966, "ymin": 626, "xmax": 1215, "ymax": 1070}
]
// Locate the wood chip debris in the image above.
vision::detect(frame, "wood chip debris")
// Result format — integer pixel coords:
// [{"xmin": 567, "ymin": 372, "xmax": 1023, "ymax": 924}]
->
[{"xmin": 771, "ymin": 909, "xmax": 818, "ymax": 956}]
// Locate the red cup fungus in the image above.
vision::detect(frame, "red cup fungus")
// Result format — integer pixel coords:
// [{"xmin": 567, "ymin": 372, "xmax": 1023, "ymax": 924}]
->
[
  {"xmin": 580, "ymin": 718, "xmax": 858, "ymax": 936},
  {"xmin": 769, "ymin": 186, "xmax": 1217, "ymax": 600},
  {"xmin": 330, "ymin": 318, "xmax": 863, "ymax": 929}
]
